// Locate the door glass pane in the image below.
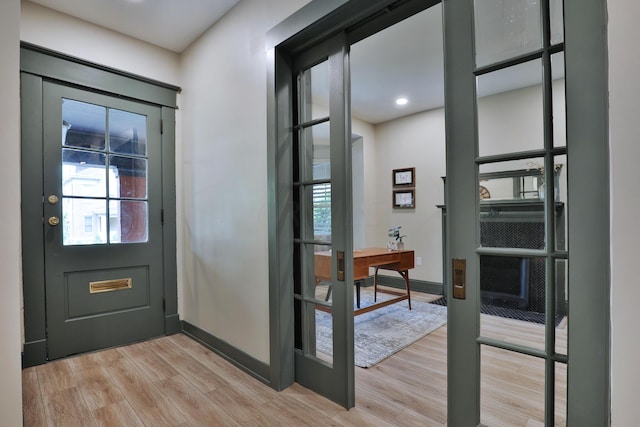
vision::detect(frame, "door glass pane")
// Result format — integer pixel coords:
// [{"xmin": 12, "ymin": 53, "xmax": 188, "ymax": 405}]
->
[
  {"xmin": 554, "ymin": 154, "xmax": 567, "ymax": 251},
  {"xmin": 300, "ymin": 122, "xmax": 331, "ymax": 181},
  {"xmin": 474, "ymin": 0, "xmax": 542, "ymax": 67},
  {"xmin": 480, "ymin": 256, "xmax": 546, "ymax": 351},
  {"xmin": 315, "ymin": 303, "xmax": 334, "ymax": 364},
  {"xmin": 550, "ymin": 0, "xmax": 564, "ymax": 45},
  {"xmin": 62, "ymin": 99, "xmax": 106, "ymax": 150},
  {"xmin": 62, "ymin": 198, "xmax": 107, "ymax": 245},
  {"xmin": 480, "ymin": 159, "xmax": 546, "ymax": 249},
  {"xmin": 555, "ymin": 361, "xmax": 568, "ymax": 425},
  {"xmin": 109, "ymin": 109, "xmax": 147, "ymax": 156},
  {"xmin": 311, "ymin": 243, "xmax": 334, "ymax": 365},
  {"xmin": 481, "ymin": 346, "xmax": 545, "ymax": 426},
  {"xmin": 62, "ymin": 149, "xmax": 107, "ymax": 198},
  {"xmin": 313, "ymin": 183, "xmax": 332, "ymax": 242},
  {"xmin": 555, "ymin": 259, "xmax": 568, "ymax": 356},
  {"xmin": 552, "ymin": 52, "xmax": 566, "ymax": 148},
  {"xmin": 109, "ymin": 155, "xmax": 148, "ymax": 199},
  {"xmin": 477, "ymin": 59, "xmax": 544, "ymax": 157},
  {"xmin": 300, "ymin": 60, "xmax": 330, "ymax": 122},
  {"xmin": 112, "ymin": 200, "xmax": 148, "ymax": 244},
  {"xmin": 60, "ymin": 100, "xmax": 149, "ymax": 246}
]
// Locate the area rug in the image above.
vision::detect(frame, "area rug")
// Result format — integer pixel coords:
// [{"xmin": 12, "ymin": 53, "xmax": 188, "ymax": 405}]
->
[{"xmin": 315, "ymin": 295, "xmax": 447, "ymax": 368}]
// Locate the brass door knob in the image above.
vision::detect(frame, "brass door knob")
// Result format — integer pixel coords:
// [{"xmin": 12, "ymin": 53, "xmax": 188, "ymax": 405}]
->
[{"xmin": 48, "ymin": 216, "xmax": 60, "ymax": 226}]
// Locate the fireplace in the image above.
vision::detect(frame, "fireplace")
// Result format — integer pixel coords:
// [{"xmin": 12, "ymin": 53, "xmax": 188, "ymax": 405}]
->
[
  {"xmin": 480, "ymin": 255, "xmax": 530, "ymax": 309},
  {"xmin": 437, "ymin": 180, "xmax": 567, "ymax": 317},
  {"xmin": 478, "ymin": 201, "xmax": 564, "ymax": 314}
]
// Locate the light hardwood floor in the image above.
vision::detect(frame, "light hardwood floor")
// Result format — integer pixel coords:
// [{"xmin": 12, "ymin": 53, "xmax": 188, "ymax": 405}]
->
[{"xmin": 22, "ymin": 290, "xmax": 566, "ymax": 426}]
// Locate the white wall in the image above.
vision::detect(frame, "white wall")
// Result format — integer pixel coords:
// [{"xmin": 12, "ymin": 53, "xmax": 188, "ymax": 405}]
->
[
  {"xmin": 0, "ymin": 0, "xmax": 24, "ymax": 425},
  {"xmin": 608, "ymin": 0, "xmax": 640, "ymax": 424},
  {"xmin": 374, "ymin": 109, "xmax": 446, "ymax": 283},
  {"xmin": 371, "ymin": 82, "xmax": 568, "ymax": 285},
  {"xmin": 178, "ymin": 0, "xmax": 310, "ymax": 363},
  {"xmin": 352, "ymin": 117, "xmax": 378, "ymax": 249},
  {"xmin": 20, "ymin": 1, "xmax": 180, "ymax": 86}
]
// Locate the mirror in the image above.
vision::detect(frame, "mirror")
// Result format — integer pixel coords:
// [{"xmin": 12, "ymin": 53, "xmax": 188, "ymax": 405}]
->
[{"xmin": 480, "ymin": 168, "xmax": 543, "ymax": 201}]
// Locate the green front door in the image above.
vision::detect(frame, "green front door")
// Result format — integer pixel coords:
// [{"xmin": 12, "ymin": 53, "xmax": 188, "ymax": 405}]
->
[{"xmin": 42, "ymin": 82, "xmax": 165, "ymax": 359}]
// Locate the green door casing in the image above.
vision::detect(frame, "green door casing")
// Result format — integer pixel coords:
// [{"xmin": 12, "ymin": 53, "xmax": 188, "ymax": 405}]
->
[
  {"xmin": 21, "ymin": 44, "xmax": 180, "ymax": 366},
  {"xmin": 270, "ymin": 0, "xmax": 608, "ymax": 423},
  {"xmin": 42, "ymin": 82, "xmax": 165, "ymax": 360}
]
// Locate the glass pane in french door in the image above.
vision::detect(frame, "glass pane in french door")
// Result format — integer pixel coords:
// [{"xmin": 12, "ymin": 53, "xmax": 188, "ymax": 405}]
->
[
  {"xmin": 481, "ymin": 345, "xmax": 547, "ymax": 426},
  {"xmin": 474, "ymin": 0, "xmax": 542, "ymax": 67},
  {"xmin": 477, "ymin": 59, "xmax": 543, "ymax": 157},
  {"xmin": 300, "ymin": 60, "xmax": 330, "ymax": 122},
  {"xmin": 552, "ymin": 52, "xmax": 566, "ymax": 148}
]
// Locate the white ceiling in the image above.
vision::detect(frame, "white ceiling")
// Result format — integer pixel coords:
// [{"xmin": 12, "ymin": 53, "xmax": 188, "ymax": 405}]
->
[
  {"xmin": 29, "ymin": 0, "xmax": 446, "ymax": 123},
  {"xmin": 29, "ymin": 1, "xmax": 553, "ymax": 125},
  {"xmin": 350, "ymin": 6, "xmax": 445, "ymax": 124},
  {"xmin": 28, "ymin": 0, "xmax": 240, "ymax": 53}
]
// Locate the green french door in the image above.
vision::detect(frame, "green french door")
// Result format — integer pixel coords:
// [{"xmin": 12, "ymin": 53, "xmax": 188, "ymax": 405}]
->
[
  {"xmin": 444, "ymin": 0, "xmax": 608, "ymax": 426},
  {"xmin": 291, "ymin": 33, "xmax": 356, "ymax": 408},
  {"xmin": 42, "ymin": 82, "xmax": 165, "ymax": 360}
]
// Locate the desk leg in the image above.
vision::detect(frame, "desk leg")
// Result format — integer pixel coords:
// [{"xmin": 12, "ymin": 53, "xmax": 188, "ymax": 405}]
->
[
  {"xmin": 373, "ymin": 267, "xmax": 379, "ymax": 302},
  {"xmin": 356, "ymin": 281, "xmax": 361, "ymax": 308},
  {"xmin": 399, "ymin": 270, "xmax": 412, "ymax": 310}
]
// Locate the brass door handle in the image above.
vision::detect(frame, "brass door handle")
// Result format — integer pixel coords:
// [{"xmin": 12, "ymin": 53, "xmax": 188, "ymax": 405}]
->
[
  {"xmin": 48, "ymin": 216, "xmax": 60, "ymax": 226},
  {"xmin": 337, "ymin": 250, "xmax": 345, "ymax": 281},
  {"xmin": 452, "ymin": 258, "xmax": 466, "ymax": 299}
]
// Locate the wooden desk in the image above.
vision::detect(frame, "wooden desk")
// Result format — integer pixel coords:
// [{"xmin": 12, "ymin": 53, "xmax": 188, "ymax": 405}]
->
[{"xmin": 315, "ymin": 248, "xmax": 414, "ymax": 316}]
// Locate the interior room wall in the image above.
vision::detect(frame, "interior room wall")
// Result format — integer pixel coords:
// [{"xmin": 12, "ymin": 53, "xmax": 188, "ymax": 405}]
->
[
  {"xmin": 373, "ymin": 109, "xmax": 446, "ymax": 284},
  {"xmin": 0, "ymin": 0, "xmax": 23, "ymax": 425},
  {"xmin": 478, "ymin": 80, "xmax": 568, "ymax": 202},
  {"xmin": 352, "ymin": 117, "xmax": 378, "ymax": 249},
  {"xmin": 371, "ymin": 80, "xmax": 567, "ymax": 286},
  {"xmin": 608, "ymin": 0, "xmax": 640, "ymax": 424},
  {"xmin": 178, "ymin": 0, "xmax": 310, "ymax": 363}
]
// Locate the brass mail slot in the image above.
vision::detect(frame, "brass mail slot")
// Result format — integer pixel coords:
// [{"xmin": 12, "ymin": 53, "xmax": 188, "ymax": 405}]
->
[{"xmin": 89, "ymin": 278, "xmax": 132, "ymax": 294}]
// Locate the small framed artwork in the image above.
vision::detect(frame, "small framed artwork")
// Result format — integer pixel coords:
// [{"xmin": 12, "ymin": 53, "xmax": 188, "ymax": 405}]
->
[
  {"xmin": 393, "ymin": 189, "xmax": 415, "ymax": 209},
  {"xmin": 392, "ymin": 167, "xmax": 415, "ymax": 187}
]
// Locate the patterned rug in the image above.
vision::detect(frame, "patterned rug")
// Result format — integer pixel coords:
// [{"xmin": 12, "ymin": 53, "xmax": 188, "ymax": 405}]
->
[{"xmin": 315, "ymin": 295, "xmax": 447, "ymax": 368}]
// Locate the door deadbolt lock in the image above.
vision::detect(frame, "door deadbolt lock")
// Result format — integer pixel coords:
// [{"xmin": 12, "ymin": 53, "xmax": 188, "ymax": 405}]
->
[
  {"xmin": 48, "ymin": 195, "xmax": 59, "ymax": 204},
  {"xmin": 48, "ymin": 216, "xmax": 60, "ymax": 226}
]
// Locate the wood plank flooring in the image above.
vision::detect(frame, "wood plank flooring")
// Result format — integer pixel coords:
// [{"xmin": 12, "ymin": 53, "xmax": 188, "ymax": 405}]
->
[{"xmin": 23, "ymin": 290, "xmax": 566, "ymax": 426}]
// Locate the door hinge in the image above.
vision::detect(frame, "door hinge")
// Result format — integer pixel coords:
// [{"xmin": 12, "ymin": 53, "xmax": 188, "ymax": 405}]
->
[
  {"xmin": 163, "ymin": 298, "xmax": 166, "ymax": 312},
  {"xmin": 161, "ymin": 209, "xmax": 165, "ymax": 224},
  {"xmin": 160, "ymin": 119, "xmax": 164, "ymax": 135}
]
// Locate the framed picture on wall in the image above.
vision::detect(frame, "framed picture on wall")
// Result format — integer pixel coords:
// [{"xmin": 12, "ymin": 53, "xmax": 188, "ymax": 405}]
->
[
  {"xmin": 392, "ymin": 167, "xmax": 415, "ymax": 187},
  {"xmin": 393, "ymin": 189, "xmax": 415, "ymax": 208}
]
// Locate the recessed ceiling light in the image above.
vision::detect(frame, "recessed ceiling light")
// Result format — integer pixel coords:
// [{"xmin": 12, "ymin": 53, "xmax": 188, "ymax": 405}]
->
[{"xmin": 395, "ymin": 97, "xmax": 408, "ymax": 106}]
